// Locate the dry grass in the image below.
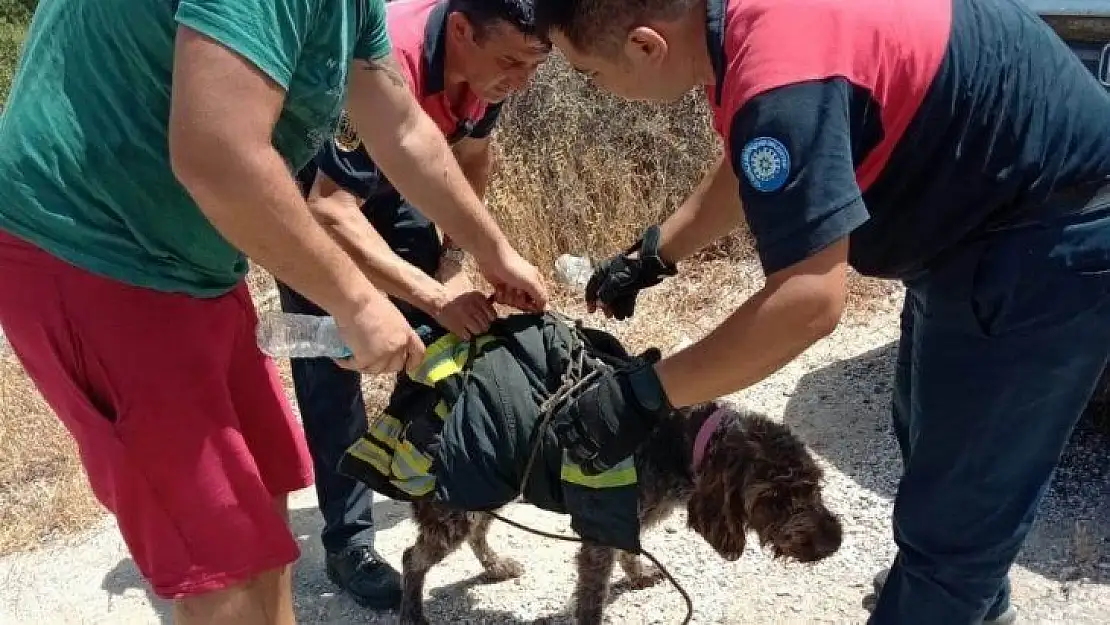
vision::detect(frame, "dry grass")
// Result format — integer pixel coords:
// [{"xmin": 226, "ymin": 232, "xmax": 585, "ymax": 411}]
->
[
  {"xmin": 485, "ymin": 54, "xmax": 732, "ymax": 271},
  {"xmin": 0, "ymin": 355, "xmax": 105, "ymax": 553}
]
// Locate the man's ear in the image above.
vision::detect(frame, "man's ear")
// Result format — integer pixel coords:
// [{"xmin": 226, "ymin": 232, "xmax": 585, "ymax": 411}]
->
[
  {"xmin": 446, "ymin": 11, "xmax": 477, "ymax": 44},
  {"xmin": 625, "ymin": 26, "xmax": 669, "ymax": 67}
]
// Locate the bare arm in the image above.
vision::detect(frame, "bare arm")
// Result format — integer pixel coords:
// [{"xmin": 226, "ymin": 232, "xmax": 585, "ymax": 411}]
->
[
  {"xmin": 452, "ymin": 136, "xmax": 493, "ymax": 200},
  {"xmin": 168, "ymin": 27, "xmax": 378, "ymax": 318},
  {"xmin": 168, "ymin": 27, "xmax": 423, "ymax": 372},
  {"xmin": 305, "ymin": 170, "xmax": 495, "ymax": 338},
  {"xmin": 345, "ymin": 54, "xmax": 547, "ymax": 311},
  {"xmin": 305, "ymin": 171, "xmax": 450, "ymax": 315},
  {"xmin": 656, "ymin": 155, "xmax": 744, "ymax": 263},
  {"xmin": 653, "ymin": 79, "xmax": 874, "ymax": 405},
  {"xmin": 654, "ymin": 237, "xmax": 849, "ymax": 407},
  {"xmin": 435, "ymin": 239, "xmax": 472, "ymax": 291},
  {"xmin": 345, "ymin": 56, "xmax": 509, "ymax": 265},
  {"xmin": 434, "ymin": 136, "xmax": 491, "ymax": 291}
]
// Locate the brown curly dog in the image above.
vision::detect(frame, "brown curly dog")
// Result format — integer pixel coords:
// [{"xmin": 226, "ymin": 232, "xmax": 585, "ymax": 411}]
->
[{"xmin": 398, "ymin": 400, "xmax": 843, "ymax": 624}]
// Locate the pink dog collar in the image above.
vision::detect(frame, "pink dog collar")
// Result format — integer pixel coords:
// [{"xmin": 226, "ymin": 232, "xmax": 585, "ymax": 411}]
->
[{"xmin": 692, "ymin": 407, "xmax": 727, "ymax": 471}]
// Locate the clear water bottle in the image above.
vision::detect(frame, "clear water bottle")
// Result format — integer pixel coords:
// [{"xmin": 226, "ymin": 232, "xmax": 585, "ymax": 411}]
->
[
  {"xmin": 554, "ymin": 254, "xmax": 593, "ymax": 290},
  {"xmin": 256, "ymin": 312, "xmax": 353, "ymax": 359}
]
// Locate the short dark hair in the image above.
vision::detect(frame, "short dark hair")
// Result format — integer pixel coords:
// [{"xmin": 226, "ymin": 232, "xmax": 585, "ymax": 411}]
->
[
  {"xmin": 448, "ymin": 0, "xmax": 541, "ymax": 40},
  {"xmin": 533, "ymin": 0, "xmax": 695, "ymax": 54}
]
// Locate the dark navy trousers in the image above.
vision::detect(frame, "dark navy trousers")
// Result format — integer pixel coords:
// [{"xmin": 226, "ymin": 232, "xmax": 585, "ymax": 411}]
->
[
  {"xmin": 869, "ymin": 199, "xmax": 1110, "ymax": 624},
  {"xmin": 276, "ymin": 194, "xmax": 442, "ymax": 555}
]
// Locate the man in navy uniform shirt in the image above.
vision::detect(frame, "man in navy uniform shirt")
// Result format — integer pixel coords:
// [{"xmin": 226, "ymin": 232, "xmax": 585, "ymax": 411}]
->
[
  {"xmin": 276, "ymin": 0, "xmax": 549, "ymax": 610},
  {"xmin": 532, "ymin": 0, "xmax": 1110, "ymax": 622}
]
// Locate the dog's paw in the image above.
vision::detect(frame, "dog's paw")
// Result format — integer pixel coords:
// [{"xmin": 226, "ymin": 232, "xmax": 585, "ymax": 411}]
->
[
  {"xmin": 626, "ymin": 566, "xmax": 666, "ymax": 590},
  {"xmin": 481, "ymin": 557, "xmax": 525, "ymax": 582}
]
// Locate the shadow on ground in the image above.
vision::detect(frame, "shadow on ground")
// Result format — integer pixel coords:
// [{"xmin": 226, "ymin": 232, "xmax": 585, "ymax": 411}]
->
[
  {"xmin": 99, "ymin": 496, "xmax": 409, "ymax": 625},
  {"xmin": 783, "ymin": 342, "xmax": 1110, "ymax": 587}
]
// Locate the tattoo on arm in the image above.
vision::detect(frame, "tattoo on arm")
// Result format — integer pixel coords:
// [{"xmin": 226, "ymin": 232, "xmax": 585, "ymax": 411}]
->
[{"xmin": 361, "ymin": 57, "xmax": 407, "ymax": 90}]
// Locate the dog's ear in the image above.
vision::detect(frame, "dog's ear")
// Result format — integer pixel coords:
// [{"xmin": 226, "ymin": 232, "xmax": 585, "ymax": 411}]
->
[
  {"xmin": 738, "ymin": 417, "xmax": 844, "ymax": 563},
  {"xmin": 683, "ymin": 400, "xmax": 723, "ymax": 421},
  {"xmin": 686, "ymin": 443, "xmax": 749, "ymax": 561}
]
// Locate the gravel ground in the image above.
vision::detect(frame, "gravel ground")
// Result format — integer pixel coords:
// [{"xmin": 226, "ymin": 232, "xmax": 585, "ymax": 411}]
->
[{"xmin": 1, "ymin": 293, "xmax": 1108, "ymax": 624}]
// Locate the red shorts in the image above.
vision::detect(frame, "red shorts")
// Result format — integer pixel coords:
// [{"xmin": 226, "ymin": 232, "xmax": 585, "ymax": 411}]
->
[{"xmin": 0, "ymin": 230, "xmax": 314, "ymax": 600}]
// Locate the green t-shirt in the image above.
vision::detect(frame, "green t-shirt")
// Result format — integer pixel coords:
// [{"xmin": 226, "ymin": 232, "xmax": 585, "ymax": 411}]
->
[{"xmin": 0, "ymin": 0, "xmax": 392, "ymax": 297}]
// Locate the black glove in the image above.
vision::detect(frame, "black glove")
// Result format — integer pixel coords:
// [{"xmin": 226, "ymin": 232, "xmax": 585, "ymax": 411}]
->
[
  {"xmin": 586, "ymin": 224, "xmax": 677, "ymax": 320},
  {"xmin": 550, "ymin": 348, "xmax": 673, "ymax": 475}
]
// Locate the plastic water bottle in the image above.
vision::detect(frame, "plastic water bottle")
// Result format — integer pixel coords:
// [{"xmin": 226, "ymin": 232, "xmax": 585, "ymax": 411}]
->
[
  {"xmin": 554, "ymin": 254, "xmax": 593, "ymax": 290},
  {"xmin": 256, "ymin": 312, "xmax": 353, "ymax": 359}
]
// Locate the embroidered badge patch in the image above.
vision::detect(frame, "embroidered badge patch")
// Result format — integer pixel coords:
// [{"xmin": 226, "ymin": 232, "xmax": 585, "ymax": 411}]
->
[
  {"xmin": 333, "ymin": 110, "xmax": 362, "ymax": 152},
  {"xmin": 740, "ymin": 137, "xmax": 790, "ymax": 193}
]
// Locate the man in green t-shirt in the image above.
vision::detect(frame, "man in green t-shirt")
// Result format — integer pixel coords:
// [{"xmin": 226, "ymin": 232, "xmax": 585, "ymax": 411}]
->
[{"xmin": 0, "ymin": 0, "xmax": 547, "ymax": 622}]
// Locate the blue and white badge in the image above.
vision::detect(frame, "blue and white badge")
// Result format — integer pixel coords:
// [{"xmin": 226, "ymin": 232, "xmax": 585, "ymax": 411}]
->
[{"xmin": 740, "ymin": 136, "xmax": 791, "ymax": 193}]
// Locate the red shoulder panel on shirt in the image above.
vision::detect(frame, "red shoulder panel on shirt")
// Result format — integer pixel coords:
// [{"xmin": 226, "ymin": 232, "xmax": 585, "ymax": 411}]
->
[
  {"xmin": 385, "ymin": 0, "xmax": 490, "ymax": 136},
  {"xmin": 707, "ymin": 0, "xmax": 951, "ymax": 190}
]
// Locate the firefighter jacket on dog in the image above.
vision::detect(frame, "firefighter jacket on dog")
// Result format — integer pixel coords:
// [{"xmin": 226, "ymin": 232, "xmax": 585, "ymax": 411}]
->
[{"xmin": 337, "ymin": 312, "xmax": 644, "ymax": 553}]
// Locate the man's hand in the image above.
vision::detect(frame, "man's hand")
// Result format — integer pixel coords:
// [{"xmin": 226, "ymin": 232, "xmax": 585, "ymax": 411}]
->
[
  {"xmin": 586, "ymin": 225, "xmax": 677, "ymax": 319},
  {"xmin": 427, "ymin": 247, "xmax": 497, "ymax": 339},
  {"xmin": 334, "ymin": 297, "xmax": 426, "ymax": 375},
  {"xmin": 549, "ymin": 348, "xmax": 672, "ymax": 474},
  {"xmin": 480, "ymin": 245, "xmax": 549, "ymax": 312},
  {"xmin": 431, "ymin": 283, "xmax": 497, "ymax": 339}
]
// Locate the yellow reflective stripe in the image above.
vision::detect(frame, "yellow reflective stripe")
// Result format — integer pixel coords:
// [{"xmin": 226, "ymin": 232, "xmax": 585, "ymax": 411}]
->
[
  {"xmin": 424, "ymin": 333, "xmax": 464, "ymax": 361},
  {"xmin": 391, "ymin": 475, "xmax": 436, "ymax": 497},
  {"xmin": 412, "ymin": 334, "xmax": 465, "ymax": 385},
  {"xmin": 434, "ymin": 400, "xmax": 450, "ymax": 419},
  {"xmin": 412, "ymin": 334, "xmax": 499, "ymax": 386},
  {"xmin": 391, "ymin": 440, "xmax": 433, "ymax": 479},
  {"xmin": 423, "ymin": 356, "xmax": 463, "ymax": 385},
  {"xmin": 429, "ymin": 336, "xmax": 497, "ymax": 383},
  {"xmin": 368, "ymin": 414, "xmax": 404, "ymax": 450},
  {"xmin": 346, "ymin": 438, "xmax": 392, "ymax": 475},
  {"xmin": 561, "ymin": 456, "xmax": 637, "ymax": 488}
]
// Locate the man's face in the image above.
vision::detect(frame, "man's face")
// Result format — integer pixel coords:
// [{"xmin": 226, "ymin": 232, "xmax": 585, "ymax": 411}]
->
[
  {"xmin": 455, "ymin": 18, "xmax": 550, "ymax": 103},
  {"xmin": 550, "ymin": 28, "xmax": 692, "ymax": 102}
]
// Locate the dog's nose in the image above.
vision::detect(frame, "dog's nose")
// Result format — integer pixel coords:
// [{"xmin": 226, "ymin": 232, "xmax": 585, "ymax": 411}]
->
[
  {"xmin": 812, "ymin": 513, "xmax": 843, "ymax": 560},
  {"xmin": 779, "ymin": 510, "xmax": 843, "ymax": 563}
]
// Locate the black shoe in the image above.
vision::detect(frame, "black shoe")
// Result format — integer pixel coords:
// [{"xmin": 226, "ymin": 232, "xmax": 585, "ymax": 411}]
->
[{"xmin": 325, "ymin": 545, "xmax": 403, "ymax": 610}]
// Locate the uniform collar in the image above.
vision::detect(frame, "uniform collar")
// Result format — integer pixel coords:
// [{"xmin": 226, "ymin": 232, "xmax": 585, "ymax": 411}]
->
[
  {"xmin": 422, "ymin": 0, "xmax": 451, "ymax": 95},
  {"xmin": 705, "ymin": 0, "xmax": 727, "ymax": 105}
]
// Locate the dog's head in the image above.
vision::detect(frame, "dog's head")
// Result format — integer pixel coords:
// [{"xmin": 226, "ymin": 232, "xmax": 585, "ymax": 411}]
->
[{"xmin": 683, "ymin": 402, "xmax": 842, "ymax": 564}]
